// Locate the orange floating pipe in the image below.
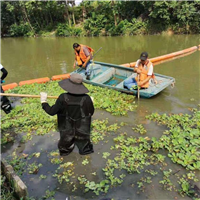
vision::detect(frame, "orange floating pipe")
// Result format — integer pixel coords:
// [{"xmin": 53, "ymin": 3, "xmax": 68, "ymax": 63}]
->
[
  {"xmin": 51, "ymin": 73, "xmax": 70, "ymax": 81},
  {"xmin": 150, "ymin": 46, "xmax": 197, "ymax": 64},
  {"xmin": 2, "ymin": 83, "xmax": 18, "ymax": 91},
  {"xmin": 121, "ymin": 45, "xmax": 198, "ymax": 68},
  {"xmin": 19, "ymin": 77, "xmax": 50, "ymax": 86}
]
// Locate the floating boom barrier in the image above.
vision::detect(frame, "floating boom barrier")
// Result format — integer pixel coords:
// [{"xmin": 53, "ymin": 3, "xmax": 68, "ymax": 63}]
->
[{"xmin": 121, "ymin": 45, "xmax": 199, "ymax": 68}]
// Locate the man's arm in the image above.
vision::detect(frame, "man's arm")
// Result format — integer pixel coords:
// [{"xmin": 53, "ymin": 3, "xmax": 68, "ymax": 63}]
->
[
  {"xmin": 42, "ymin": 95, "xmax": 63, "ymax": 116},
  {"xmin": 82, "ymin": 47, "xmax": 92, "ymax": 68},
  {"xmin": 138, "ymin": 64, "xmax": 153, "ymax": 86},
  {"xmin": 138, "ymin": 76, "xmax": 151, "ymax": 87},
  {"xmin": 88, "ymin": 96, "xmax": 94, "ymax": 116},
  {"xmin": 134, "ymin": 60, "xmax": 140, "ymax": 73},
  {"xmin": 82, "ymin": 56, "xmax": 91, "ymax": 68}
]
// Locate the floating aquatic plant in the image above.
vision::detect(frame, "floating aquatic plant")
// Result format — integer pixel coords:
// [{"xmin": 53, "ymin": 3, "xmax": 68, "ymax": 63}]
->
[{"xmin": 2, "ymin": 82, "xmax": 136, "ymax": 144}]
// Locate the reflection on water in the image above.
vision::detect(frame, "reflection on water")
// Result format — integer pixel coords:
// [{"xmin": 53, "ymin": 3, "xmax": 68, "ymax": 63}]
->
[{"xmin": 60, "ymin": 61, "xmax": 67, "ymax": 74}]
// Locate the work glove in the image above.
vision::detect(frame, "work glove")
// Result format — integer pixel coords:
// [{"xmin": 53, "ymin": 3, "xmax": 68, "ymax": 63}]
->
[
  {"xmin": 1, "ymin": 80, "xmax": 5, "ymax": 83},
  {"xmin": 40, "ymin": 92, "xmax": 47, "ymax": 103}
]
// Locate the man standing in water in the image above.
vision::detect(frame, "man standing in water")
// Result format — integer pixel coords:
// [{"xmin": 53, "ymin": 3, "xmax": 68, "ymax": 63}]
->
[
  {"xmin": 40, "ymin": 73, "xmax": 94, "ymax": 156},
  {"xmin": 124, "ymin": 52, "xmax": 157, "ymax": 90},
  {"xmin": 73, "ymin": 43, "xmax": 94, "ymax": 79},
  {"xmin": 0, "ymin": 64, "xmax": 12, "ymax": 114}
]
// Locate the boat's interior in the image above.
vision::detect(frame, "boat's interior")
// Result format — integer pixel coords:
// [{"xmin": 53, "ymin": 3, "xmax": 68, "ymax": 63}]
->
[{"xmin": 91, "ymin": 65, "xmax": 132, "ymax": 88}]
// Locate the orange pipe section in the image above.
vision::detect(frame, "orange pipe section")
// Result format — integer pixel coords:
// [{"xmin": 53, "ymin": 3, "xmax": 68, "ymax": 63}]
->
[
  {"xmin": 2, "ymin": 83, "xmax": 18, "ymax": 91},
  {"xmin": 19, "ymin": 77, "xmax": 50, "ymax": 86},
  {"xmin": 51, "ymin": 73, "xmax": 70, "ymax": 81},
  {"xmin": 122, "ymin": 46, "xmax": 198, "ymax": 68},
  {"xmin": 153, "ymin": 50, "xmax": 195, "ymax": 66}
]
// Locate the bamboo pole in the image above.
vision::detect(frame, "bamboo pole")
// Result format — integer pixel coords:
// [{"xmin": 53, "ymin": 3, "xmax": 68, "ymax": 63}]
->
[
  {"xmin": 137, "ymin": 74, "xmax": 140, "ymax": 99},
  {"xmin": 0, "ymin": 93, "xmax": 58, "ymax": 99}
]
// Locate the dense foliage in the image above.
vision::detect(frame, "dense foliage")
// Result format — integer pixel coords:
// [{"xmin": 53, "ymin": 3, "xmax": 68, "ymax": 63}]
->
[{"xmin": 1, "ymin": 1, "xmax": 200, "ymax": 37}]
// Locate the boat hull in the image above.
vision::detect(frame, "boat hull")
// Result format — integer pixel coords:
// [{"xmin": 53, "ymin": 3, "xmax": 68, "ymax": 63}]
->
[{"xmin": 72, "ymin": 61, "xmax": 175, "ymax": 98}]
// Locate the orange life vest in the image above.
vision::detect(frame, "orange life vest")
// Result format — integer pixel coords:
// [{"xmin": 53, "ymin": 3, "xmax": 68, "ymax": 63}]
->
[
  {"xmin": 135, "ymin": 59, "xmax": 154, "ymax": 88},
  {"xmin": 75, "ymin": 44, "xmax": 94, "ymax": 66}
]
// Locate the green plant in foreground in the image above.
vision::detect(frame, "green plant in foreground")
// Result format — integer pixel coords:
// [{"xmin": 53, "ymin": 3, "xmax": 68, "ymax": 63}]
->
[
  {"xmin": 132, "ymin": 124, "xmax": 147, "ymax": 135},
  {"xmin": 102, "ymin": 152, "xmax": 111, "ymax": 159},
  {"xmin": 27, "ymin": 162, "xmax": 43, "ymax": 174},
  {"xmin": 42, "ymin": 189, "xmax": 55, "ymax": 199},
  {"xmin": 82, "ymin": 158, "xmax": 89, "ymax": 165},
  {"xmin": 78, "ymin": 175, "xmax": 110, "ymax": 195},
  {"xmin": 53, "ymin": 162, "xmax": 74, "ymax": 184},
  {"xmin": 146, "ymin": 110, "xmax": 200, "ymax": 170},
  {"xmin": 2, "ymin": 83, "xmax": 136, "ymax": 144},
  {"xmin": 39, "ymin": 175, "xmax": 47, "ymax": 179}
]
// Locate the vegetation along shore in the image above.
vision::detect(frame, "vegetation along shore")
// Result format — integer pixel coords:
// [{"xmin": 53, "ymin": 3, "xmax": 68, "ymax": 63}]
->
[{"xmin": 1, "ymin": 1, "xmax": 200, "ymax": 38}]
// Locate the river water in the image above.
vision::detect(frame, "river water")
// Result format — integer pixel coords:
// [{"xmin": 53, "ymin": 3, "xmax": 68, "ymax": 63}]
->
[
  {"xmin": 1, "ymin": 35, "xmax": 200, "ymax": 114},
  {"xmin": 1, "ymin": 35, "xmax": 200, "ymax": 199}
]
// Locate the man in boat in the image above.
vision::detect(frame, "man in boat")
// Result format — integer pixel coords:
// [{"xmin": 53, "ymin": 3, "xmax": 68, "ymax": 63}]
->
[
  {"xmin": 124, "ymin": 52, "xmax": 157, "ymax": 90},
  {"xmin": 73, "ymin": 43, "xmax": 94, "ymax": 80},
  {"xmin": 0, "ymin": 64, "xmax": 12, "ymax": 114},
  {"xmin": 40, "ymin": 73, "xmax": 94, "ymax": 156}
]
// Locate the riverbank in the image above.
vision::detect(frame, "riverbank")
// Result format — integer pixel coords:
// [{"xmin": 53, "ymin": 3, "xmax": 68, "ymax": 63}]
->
[{"xmin": 1, "ymin": 26, "xmax": 198, "ymax": 38}]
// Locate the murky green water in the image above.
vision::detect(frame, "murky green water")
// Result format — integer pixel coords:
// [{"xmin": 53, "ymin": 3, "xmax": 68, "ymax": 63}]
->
[{"xmin": 1, "ymin": 35, "xmax": 200, "ymax": 199}]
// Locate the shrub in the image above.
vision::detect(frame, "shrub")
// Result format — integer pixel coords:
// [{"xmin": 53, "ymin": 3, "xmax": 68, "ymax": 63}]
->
[
  {"xmin": 56, "ymin": 23, "xmax": 83, "ymax": 37},
  {"xmin": 56, "ymin": 23, "xmax": 71, "ymax": 37},
  {"xmin": 9, "ymin": 22, "xmax": 32, "ymax": 37},
  {"xmin": 84, "ymin": 14, "xmax": 107, "ymax": 36}
]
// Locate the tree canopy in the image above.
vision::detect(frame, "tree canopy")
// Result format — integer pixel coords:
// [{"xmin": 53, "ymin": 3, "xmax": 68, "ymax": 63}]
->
[{"xmin": 1, "ymin": 0, "xmax": 200, "ymax": 37}]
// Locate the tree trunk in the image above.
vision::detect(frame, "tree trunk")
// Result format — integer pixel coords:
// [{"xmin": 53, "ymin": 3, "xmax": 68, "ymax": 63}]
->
[
  {"xmin": 71, "ymin": 1, "xmax": 76, "ymax": 25},
  {"xmin": 82, "ymin": 5, "xmax": 86, "ymax": 22},
  {"xmin": 111, "ymin": 0, "xmax": 117, "ymax": 26},
  {"xmin": 65, "ymin": 0, "xmax": 71, "ymax": 27},
  {"xmin": 22, "ymin": 4, "xmax": 35, "ymax": 35}
]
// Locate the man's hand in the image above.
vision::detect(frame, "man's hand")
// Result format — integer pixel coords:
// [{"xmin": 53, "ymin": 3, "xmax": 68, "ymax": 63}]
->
[
  {"xmin": 40, "ymin": 92, "xmax": 47, "ymax": 103},
  {"xmin": 137, "ymin": 81, "xmax": 143, "ymax": 87},
  {"xmin": 1, "ymin": 80, "xmax": 5, "ymax": 83},
  {"xmin": 136, "ymin": 68, "xmax": 142, "ymax": 74},
  {"xmin": 82, "ymin": 63, "xmax": 86, "ymax": 68},
  {"xmin": 73, "ymin": 61, "xmax": 77, "ymax": 69},
  {"xmin": 154, "ymin": 79, "xmax": 158, "ymax": 85}
]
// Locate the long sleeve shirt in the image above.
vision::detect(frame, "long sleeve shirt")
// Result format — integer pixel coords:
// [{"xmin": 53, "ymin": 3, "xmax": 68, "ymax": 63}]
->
[{"xmin": 42, "ymin": 93, "xmax": 94, "ymax": 131}]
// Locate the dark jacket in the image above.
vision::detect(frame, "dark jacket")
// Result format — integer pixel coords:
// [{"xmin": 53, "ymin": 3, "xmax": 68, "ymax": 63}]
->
[{"xmin": 42, "ymin": 93, "xmax": 94, "ymax": 131}]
